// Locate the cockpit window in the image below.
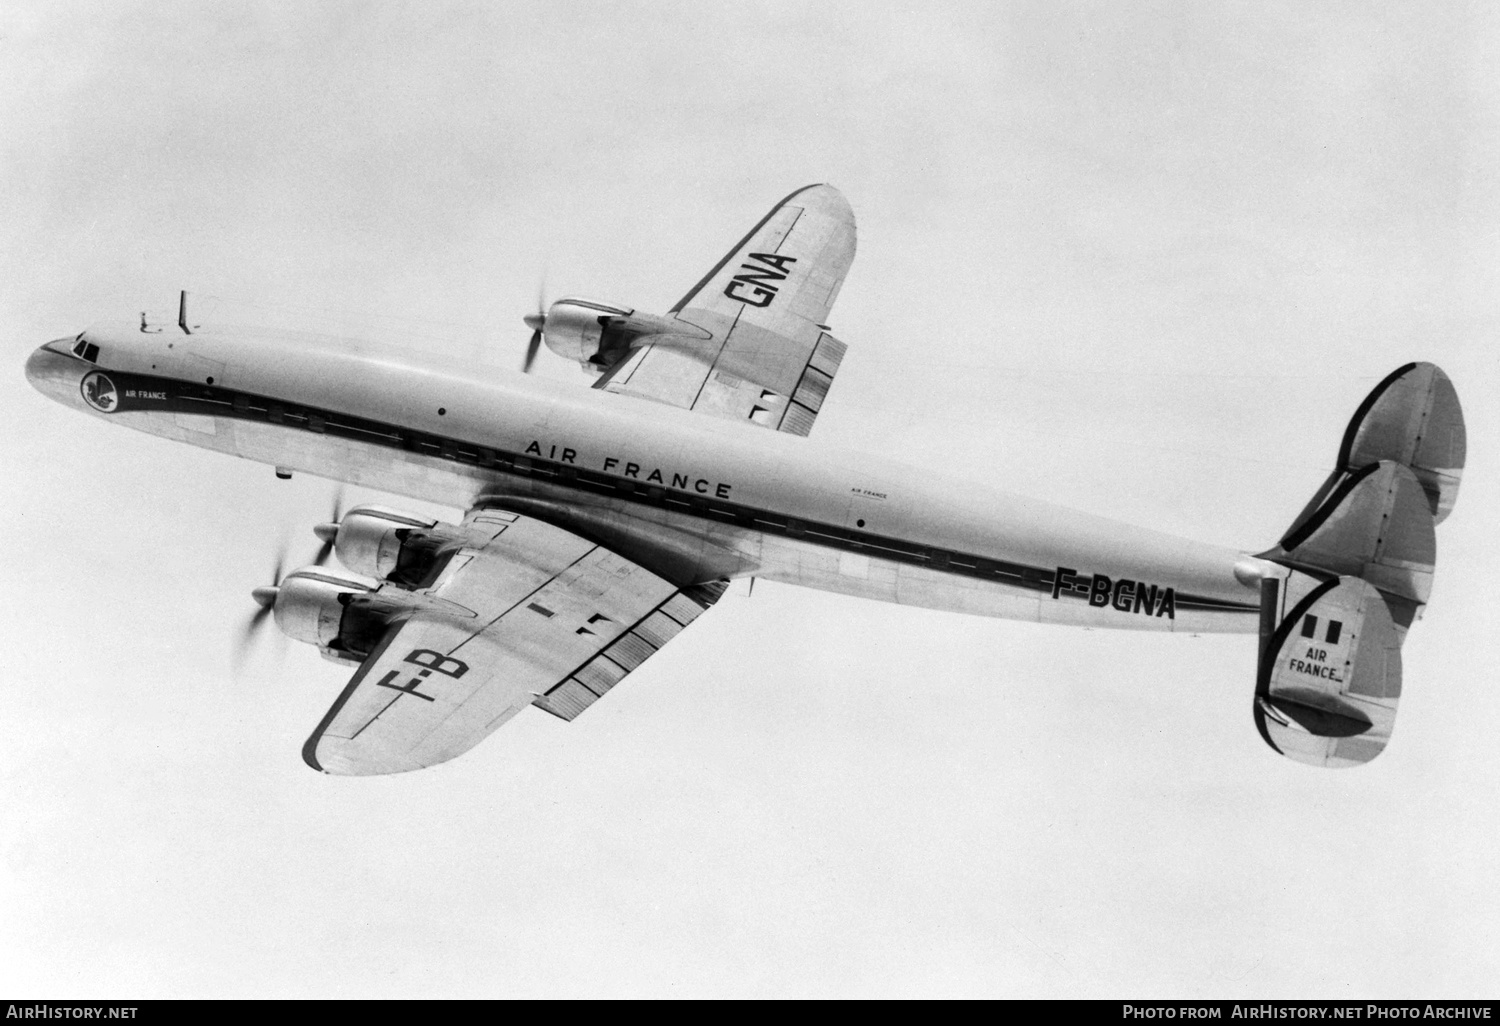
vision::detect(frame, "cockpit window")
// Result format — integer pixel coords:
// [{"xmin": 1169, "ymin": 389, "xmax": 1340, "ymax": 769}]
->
[{"xmin": 70, "ymin": 338, "xmax": 100, "ymax": 362}]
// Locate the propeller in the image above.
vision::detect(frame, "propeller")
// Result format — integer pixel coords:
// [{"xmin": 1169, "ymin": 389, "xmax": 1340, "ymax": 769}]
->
[
  {"xmin": 236, "ymin": 547, "xmax": 286, "ymax": 669},
  {"xmin": 522, "ymin": 280, "xmax": 547, "ymax": 373},
  {"xmin": 311, "ymin": 488, "xmax": 344, "ymax": 566}
]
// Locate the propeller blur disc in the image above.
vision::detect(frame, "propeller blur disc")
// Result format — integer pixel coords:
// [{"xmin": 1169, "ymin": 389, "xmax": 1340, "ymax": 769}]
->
[
  {"xmin": 234, "ymin": 548, "xmax": 286, "ymax": 671},
  {"xmin": 523, "ymin": 328, "xmax": 542, "ymax": 373},
  {"xmin": 312, "ymin": 488, "xmax": 343, "ymax": 566},
  {"xmin": 522, "ymin": 280, "xmax": 547, "ymax": 373}
]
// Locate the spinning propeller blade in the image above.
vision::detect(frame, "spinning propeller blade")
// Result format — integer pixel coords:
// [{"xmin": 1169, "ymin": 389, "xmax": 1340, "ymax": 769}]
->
[
  {"xmin": 235, "ymin": 548, "xmax": 286, "ymax": 669},
  {"xmin": 522, "ymin": 280, "xmax": 547, "ymax": 373},
  {"xmin": 312, "ymin": 488, "xmax": 344, "ymax": 566}
]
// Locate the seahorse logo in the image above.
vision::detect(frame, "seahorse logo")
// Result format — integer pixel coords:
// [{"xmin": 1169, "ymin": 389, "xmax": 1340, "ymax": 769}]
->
[{"xmin": 80, "ymin": 371, "xmax": 118, "ymax": 413}]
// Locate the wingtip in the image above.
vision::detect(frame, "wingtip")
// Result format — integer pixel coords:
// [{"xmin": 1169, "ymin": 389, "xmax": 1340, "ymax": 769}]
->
[
  {"xmin": 789, "ymin": 183, "xmax": 854, "ymax": 223},
  {"xmin": 792, "ymin": 181, "xmax": 842, "ymax": 198},
  {"xmin": 300, "ymin": 733, "xmax": 431, "ymax": 776}
]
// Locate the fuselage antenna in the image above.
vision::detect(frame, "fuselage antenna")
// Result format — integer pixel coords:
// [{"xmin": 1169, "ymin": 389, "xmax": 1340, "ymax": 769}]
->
[{"xmin": 178, "ymin": 290, "xmax": 192, "ymax": 335}]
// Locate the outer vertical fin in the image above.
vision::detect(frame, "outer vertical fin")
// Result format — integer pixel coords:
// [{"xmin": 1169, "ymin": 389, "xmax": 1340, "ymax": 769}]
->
[{"xmin": 1254, "ymin": 571, "xmax": 1401, "ymax": 768}]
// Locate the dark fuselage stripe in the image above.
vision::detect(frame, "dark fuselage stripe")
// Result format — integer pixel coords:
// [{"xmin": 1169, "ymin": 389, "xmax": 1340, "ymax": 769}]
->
[{"xmin": 100, "ymin": 366, "xmax": 1257, "ymax": 615}]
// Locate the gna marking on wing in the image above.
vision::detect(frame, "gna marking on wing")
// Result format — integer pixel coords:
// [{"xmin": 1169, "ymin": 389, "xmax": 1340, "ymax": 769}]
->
[
  {"xmin": 723, "ymin": 252, "xmax": 798, "ymax": 308},
  {"xmin": 523, "ymin": 440, "xmax": 734, "ymax": 499},
  {"xmin": 1051, "ymin": 566, "xmax": 1177, "ymax": 620}
]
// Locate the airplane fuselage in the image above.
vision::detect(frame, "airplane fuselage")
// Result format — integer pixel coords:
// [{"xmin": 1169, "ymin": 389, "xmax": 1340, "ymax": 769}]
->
[{"xmin": 26, "ymin": 324, "xmax": 1262, "ymax": 633}]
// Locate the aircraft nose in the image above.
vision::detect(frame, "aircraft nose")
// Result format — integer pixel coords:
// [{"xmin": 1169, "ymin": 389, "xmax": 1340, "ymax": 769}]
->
[{"xmin": 25, "ymin": 341, "xmax": 83, "ymax": 401}]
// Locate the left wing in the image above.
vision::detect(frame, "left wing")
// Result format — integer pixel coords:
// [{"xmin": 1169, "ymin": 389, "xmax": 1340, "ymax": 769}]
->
[
  {"xmin": 599, "ymin": 183, "xmax": 855, "ymax": 436},
  {"xmin": 303, "ymin": 509, "xmax": 723, "ymax": 775}
]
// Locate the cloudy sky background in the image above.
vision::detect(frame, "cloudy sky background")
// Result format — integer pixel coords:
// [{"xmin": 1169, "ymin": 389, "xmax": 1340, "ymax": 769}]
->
[{"xmin": 3, "ymin": 0, "xmax": 1497, "ymax": 997}]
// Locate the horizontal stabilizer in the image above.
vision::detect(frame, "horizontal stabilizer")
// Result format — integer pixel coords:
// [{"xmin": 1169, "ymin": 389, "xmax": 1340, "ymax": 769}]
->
[
  {"xmin": 1255, "ymin": 571, "xmax": 1402, "ymax": 768},
  {"xmin": 1268, "ymin": 460, "xmax": 1436, "ymax": 608}
]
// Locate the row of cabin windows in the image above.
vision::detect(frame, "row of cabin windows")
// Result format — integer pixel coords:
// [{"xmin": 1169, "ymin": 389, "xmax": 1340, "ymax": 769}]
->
[{"xmin": 192, "ymin": 381, "xmax": 1060, "ymax": 592}]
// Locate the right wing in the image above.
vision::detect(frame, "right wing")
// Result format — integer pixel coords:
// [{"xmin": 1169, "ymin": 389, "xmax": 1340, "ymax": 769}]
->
[
  {"xmin": 303, "ymin": 508, "xmax": 724, "ymax": 775},
  {"xmin": 599, "ymin": 183, "xmax": 856, "ymax": 437}
]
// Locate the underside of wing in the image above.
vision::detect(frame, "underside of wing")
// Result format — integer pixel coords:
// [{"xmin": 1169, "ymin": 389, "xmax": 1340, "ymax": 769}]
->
[
  {"xmin": 599, "ymin": 184, "xmax": 856, "ymax": 437},
  {"xmin": 302, "ymin": 509, "xmax": 725, "ymax": 775}
]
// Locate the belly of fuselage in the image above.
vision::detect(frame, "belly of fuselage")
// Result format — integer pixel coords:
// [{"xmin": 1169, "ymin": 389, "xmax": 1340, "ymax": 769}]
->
[{"xmin": 111, "ymin": 406, "xmax": 1257, "ymax": 636}]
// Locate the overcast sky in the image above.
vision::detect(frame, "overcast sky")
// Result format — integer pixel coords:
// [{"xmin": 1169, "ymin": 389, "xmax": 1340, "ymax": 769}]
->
[{"xmin": 3, "ymin": 0, "xmax": 1497, "ymax": 998}]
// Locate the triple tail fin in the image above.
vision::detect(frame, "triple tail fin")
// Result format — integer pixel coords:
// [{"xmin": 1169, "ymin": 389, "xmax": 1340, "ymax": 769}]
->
[{"xmin": 1252, "ymin": 363, "xmax": 1465, "ymax": 768}]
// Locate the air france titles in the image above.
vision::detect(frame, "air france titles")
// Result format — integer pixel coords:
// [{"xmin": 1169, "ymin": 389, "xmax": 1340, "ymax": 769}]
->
[
  {"xmin": 1286, "ymin": 653, "xmax": 1343, "ymax": 682},
  {"xmin": 1052, "ymin": 566, "xmax": 1175, "ymax": 620},
  {"xmin": 523, "ymin": 441, "xmax": 733, "ymax": 499}
]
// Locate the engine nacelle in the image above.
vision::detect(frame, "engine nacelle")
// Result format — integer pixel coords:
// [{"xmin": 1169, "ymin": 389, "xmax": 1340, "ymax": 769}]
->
[
  {"xmin": 334, "ymin": 505, "xmax": 439, "ymax": 580},
  {"xmin": 541, "ymin": 298, "xmax": 631, "ymax": 365},
  {"xmin": 332, "ymin": 504, "xmax": 484, "ymax": 588},
  {"xmin": 272, "ymin": 568, "xmax": 380, "ymax": 649},
  {"xmin": 540, "ymin": 298, "xmax": 709, "ymax": 368}
]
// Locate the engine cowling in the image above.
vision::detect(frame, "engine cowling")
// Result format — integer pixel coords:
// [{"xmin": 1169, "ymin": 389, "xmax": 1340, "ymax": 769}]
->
[
  {"xmin": 333, "ymin": 505, "xmax": 439, "ymax": 580},
  {"xmin": 541, "ymin": 298, "xmax": 631, "ymax": 365},
  {"xmin": 539, "ymin": 298, "xmax": 710, "ymax": 369},
  {"xmin": 330, "ymin": 504, "xmax": 484, "ymax": 588},
  {"xmin": 272, "ymin": 567, "xmax": 380, "ymax": 649}
]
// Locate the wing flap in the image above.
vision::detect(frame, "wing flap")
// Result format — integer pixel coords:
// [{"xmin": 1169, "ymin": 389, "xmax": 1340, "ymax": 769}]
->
[{"xmin": 531, "ymin": 583, "xmax": 721, "ymax": 721}]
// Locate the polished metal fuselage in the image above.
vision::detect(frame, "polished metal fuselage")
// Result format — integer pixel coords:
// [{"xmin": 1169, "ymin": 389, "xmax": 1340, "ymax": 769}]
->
[{"xmin": 26, "ymin": 324, "xmax": 1261, "ymax": 633}]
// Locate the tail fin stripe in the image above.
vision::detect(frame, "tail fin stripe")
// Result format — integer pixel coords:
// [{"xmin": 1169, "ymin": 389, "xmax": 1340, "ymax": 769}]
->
[
  {"xmin": 1336, "ymin": 362, "xmax": 1418, "ymax": 470},
  {"xmin": 1278, "ymin": 461, "xmax": 1381, "ymax": 551}
]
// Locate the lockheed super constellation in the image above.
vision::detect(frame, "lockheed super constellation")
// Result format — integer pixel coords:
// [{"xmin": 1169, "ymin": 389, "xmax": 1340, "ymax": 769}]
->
[{"xmin": 25, "ymin": 185, "xmax": 1465, "ymax": 773}]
